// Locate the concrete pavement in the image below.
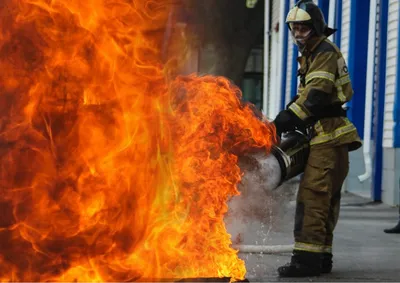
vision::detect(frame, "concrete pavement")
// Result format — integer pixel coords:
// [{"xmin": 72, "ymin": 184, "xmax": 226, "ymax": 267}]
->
[{"xmin": 226, "ymin": 182, "xmax": 400, "ymax": 282}]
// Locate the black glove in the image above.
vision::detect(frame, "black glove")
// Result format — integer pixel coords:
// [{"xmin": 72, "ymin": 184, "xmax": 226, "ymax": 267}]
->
[{"xmin": 273, "ymin": 109, "xmax": 306, "ymax": 137}]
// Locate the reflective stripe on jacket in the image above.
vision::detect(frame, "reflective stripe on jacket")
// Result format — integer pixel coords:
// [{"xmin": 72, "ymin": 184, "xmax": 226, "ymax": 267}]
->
[{"xmin": 288, "ymin": 36, "xmax": 362, "ymax": 151}]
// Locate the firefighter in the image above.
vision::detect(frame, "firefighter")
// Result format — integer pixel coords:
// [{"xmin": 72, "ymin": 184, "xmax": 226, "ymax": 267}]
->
[{"xmin": 272, "ymin": 0, "xmax": 362, "ymax": 277}]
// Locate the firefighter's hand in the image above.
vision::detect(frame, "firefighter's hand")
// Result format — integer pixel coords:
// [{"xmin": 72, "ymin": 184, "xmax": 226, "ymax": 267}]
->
[{"xmin": 273, "ymin": 109, "xmax": 305, "ymax": 135}]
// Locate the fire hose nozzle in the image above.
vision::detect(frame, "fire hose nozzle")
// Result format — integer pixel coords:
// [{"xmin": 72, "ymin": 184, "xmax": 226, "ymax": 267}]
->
[{"xmin": 270, "ymin": 130, "xmax": 310, "ymax": 188}]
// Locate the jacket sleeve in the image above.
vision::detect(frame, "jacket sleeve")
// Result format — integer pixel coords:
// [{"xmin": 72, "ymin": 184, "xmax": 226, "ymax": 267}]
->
[{"xmin": 288, "ymin": 51, "xmax": 338, "ymax": 121}]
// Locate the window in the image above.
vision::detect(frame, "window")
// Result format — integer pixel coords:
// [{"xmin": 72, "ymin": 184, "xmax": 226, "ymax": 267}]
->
[{"xmin": 242, "ymin": 47, "xmax": 263, "ymax": 110}]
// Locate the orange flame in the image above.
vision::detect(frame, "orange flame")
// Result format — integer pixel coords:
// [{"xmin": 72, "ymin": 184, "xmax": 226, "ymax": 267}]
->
[{"xmin": 0, "ymin": 0, "xmax": 276, "ymax": 281}]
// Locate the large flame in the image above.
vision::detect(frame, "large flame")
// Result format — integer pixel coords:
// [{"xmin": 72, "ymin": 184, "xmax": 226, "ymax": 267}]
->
[{"xmin": 0, "ymin": 0, "xmax": 276, "ymax": 281}]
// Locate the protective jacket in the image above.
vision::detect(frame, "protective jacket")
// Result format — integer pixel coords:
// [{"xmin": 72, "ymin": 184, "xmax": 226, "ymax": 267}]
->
[{"xmin": 287, "ymin": 35, "xmax": 362, "ymax": 151}]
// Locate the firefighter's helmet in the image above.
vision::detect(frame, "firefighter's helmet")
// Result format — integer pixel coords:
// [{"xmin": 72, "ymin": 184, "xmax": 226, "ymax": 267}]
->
[{"xmin": 286, "ymin": 0, "xmax": 336, "ymax": 37}]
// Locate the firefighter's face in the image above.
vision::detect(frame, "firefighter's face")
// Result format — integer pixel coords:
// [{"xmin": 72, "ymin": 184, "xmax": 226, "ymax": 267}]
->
[{"xmin": 290, "ymin": 23, "xmax": 313, "ymax": 45}]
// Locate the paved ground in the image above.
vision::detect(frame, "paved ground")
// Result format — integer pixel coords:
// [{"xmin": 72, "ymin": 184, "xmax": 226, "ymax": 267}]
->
[{"xmin": 225, "ymin": 181, "xmax": 400, "ymax": 282}]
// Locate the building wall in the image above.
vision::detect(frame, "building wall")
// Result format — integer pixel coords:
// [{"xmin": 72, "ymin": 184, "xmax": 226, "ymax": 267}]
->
[
  {"xmin": 285, "ymin": 33, "xmax": 294, "ymax": 106},
  {"xmin": 383, "ymin": 148, "xmax": 400, "ymax": 205},
  {"xmin": 383, "ymin": 0, "xmax": 398, "ymax": 148},
  {"xmin": 267, "ymin": 0, "xmax": 281, "ymax": 119},
  {"xmin": 340, "ymin": 0, "xmax": 351, "ymax": 61},
  {"xmin": 382, "ymin": 0, "xmax": 400, "ymax": 205},
  {"xmin": 285, "ymin": 0, "xmax": 296, "ymax": 106},
  {"xmin": 345, "ymin": 0, "xmax": 381, "ymax": 198},
  {"xmin": 271, "ymin": 0, "xmax": 280, "ymax": 25}
]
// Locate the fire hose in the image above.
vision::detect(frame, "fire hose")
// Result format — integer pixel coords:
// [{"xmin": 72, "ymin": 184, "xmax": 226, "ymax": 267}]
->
[{"xmin": 233, "ymin": 244, "xmax": 293, "ymax": 254}]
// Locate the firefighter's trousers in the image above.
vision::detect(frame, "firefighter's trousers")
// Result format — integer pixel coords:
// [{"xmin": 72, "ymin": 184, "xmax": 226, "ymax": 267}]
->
[{"xmin": 293, "ymin": 144, "xmax": 349, "ymax": 254}]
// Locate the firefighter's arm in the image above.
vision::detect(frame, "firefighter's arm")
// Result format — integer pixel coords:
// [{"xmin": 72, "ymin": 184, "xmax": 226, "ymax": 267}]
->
[
  {"xmin": 273, "ymin": 108, "xmax": 305, "ymax": 136},
  {"xmin": 288, "ymin": 51, "xmax": 338, "ymax": 120}
]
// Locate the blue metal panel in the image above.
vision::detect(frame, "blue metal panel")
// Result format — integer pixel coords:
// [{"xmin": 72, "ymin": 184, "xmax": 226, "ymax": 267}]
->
[
  {"xmin": 335, "ymin": 0, "xmax": 342, "ymax": 47},
  {"xmin": 290, "ymin": 44, "xmax": 299, "ymax": 100},
  {"xmin": 280, "ymin": 0, "xmax": 290, "ymax": 110},
  {"xmin": 346, "ymin": 0, "xmax": 370, "ymax": 138},
  {"xmin": 372, "ymin": 0, "xmax": 389, "ymax": 202},
  {"xmin": 318, "ymin": 0, "xmax": 330, "ymax": 23},
  {"xmin": 394, "ymin": 4, "xmax": 400, "ymax": 147}
]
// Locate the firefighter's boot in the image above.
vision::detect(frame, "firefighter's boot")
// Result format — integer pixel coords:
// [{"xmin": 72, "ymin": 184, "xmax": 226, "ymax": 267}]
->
[
  {"xmin": 321, "ymin": 253, "xmax": 333, "ymax": 273},
  {"xmin": 384, "ymin": 220, "xmax": 400, "ymax": 234},
  {"xmin": 277, "ymin": 250, "xmax": 321, "ymax": 277}
]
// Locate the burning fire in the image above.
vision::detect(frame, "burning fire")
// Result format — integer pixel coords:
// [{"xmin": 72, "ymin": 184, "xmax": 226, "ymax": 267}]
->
[{"xmin": 0, "ymin": 0, "xmax": 276, "ymax": 281}]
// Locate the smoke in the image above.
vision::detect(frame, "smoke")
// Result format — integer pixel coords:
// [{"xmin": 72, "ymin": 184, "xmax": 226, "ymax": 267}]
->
[
  {"xmin": 224, "ymin": 152, "xmax": 298, "ymax": 245},
  {"xmin": 240, "ymin": 152, "xmax": 282, "ymax": 194}
]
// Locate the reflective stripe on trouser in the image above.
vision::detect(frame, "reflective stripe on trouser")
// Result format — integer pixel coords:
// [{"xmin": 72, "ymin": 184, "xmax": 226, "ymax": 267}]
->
[
  {"xmin": 294, "ymin": 242, "xmax": 332, "ymax": 253},
  {"xmin": 293, "ymin": 145, "xmax": 349, "ymax": 253}
]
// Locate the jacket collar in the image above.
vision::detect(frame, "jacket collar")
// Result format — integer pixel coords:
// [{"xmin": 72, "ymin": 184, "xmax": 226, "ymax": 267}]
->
[{"xmin": 301, "ymin": 35, "xmax": 327, "ymax": 56}]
